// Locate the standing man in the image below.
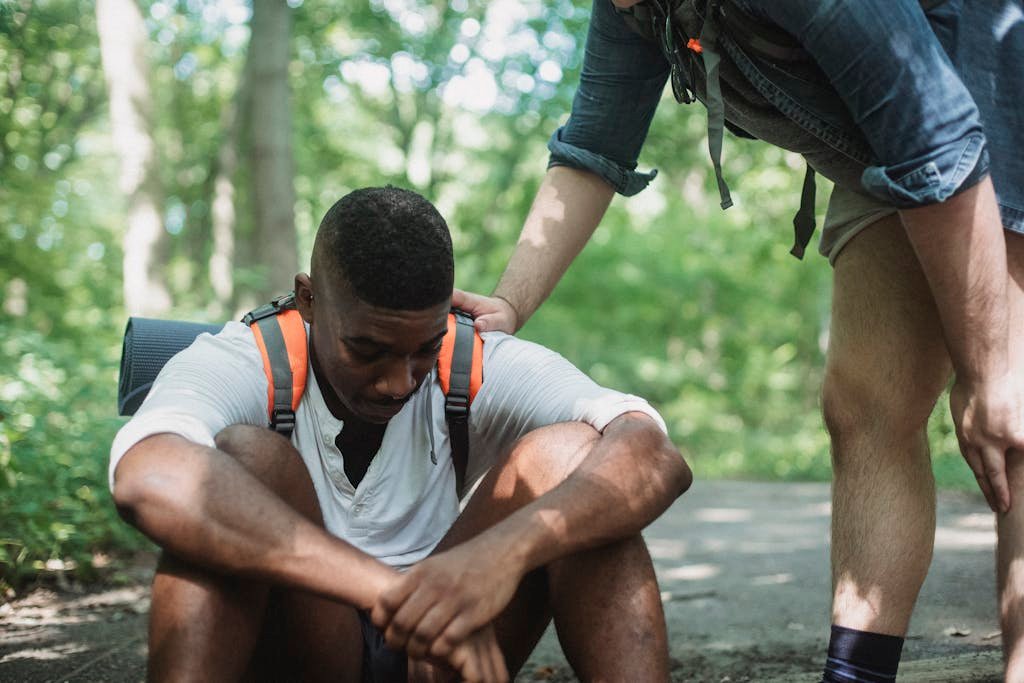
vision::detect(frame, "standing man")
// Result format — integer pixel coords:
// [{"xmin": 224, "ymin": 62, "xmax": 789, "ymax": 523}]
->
[
  {"xmin": 453, "ymin": 1, "xmax": 1024, "ymax": 680},
  {"xmin": 110, "ymin": 187, "xmax": 690, "ymax": 681}
]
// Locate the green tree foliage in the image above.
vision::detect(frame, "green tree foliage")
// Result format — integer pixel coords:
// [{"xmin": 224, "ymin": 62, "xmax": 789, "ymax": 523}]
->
[
  {"xmin": 0, "ymin": 0, "xmax": 971, "ymax": 591},
  {"xmin": 1, "ymin": 0, "xmax": 152, "ymax": 593}
]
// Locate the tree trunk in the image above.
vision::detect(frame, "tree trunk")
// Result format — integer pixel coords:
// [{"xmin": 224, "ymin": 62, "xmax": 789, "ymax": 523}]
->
[
  {"xmin": 96, "ymin": 0, "xmax": 172, "ymax": 316},
  {"xmin": 209, "ymin": 74, "xmax": 250, "ymax": 310},
  {"xmin": 209, "ymin": 135, "xmax": 237, "ymax": 309},
  {"xmin": 244, "ymin": 0, "xmax": 297, "ymax": 305}
]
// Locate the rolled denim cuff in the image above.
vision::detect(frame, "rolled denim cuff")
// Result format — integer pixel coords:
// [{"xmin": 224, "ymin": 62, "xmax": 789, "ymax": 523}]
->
[
  {"xmin": 861, "ymin": 133, "xmax": 989, "ymax": 208},
  {"xmin": 546, "ymin": 127, "xmax": 657, "ymax": 197}
]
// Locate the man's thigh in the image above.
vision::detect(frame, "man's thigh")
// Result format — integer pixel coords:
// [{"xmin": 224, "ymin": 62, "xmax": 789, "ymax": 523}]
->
[
  {"xmin": 250, "ymin": 589, "xmax": 370, "ymax": 683},
  {"xmin": 825, "ymin": 197, "xmax": 952, "ymax": 428},
  {"xmin": 211, "ymin": 425, "xmax": 370, "ymax": 680}
]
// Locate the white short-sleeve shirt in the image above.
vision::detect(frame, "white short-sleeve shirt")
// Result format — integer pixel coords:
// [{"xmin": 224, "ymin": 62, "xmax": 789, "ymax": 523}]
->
[{"xmin": 110, "ymin": 321, "xmax": 667, "ymax": 568}]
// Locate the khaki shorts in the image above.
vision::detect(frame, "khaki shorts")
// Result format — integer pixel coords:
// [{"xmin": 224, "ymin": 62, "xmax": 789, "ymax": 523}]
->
[{"xmin": 818, "ymin": 186, "xmax": 898, "ymax": 266}]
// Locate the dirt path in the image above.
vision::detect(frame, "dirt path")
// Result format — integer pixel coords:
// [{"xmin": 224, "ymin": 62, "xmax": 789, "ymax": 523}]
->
[{"xmin": 0, "ymin": 480, "xmax": 1004, "ymax": 682}]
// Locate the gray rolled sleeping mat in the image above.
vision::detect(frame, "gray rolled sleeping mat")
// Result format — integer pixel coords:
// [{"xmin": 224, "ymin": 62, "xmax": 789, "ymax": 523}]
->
[{"xmin": 118, "ymin": 318, "xmax": 225, "ymax": 416}]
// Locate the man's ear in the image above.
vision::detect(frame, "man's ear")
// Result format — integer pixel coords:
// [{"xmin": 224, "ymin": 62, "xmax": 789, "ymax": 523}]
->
[{"xmin": 294, "ymin": 273, "xmax": 314, "ymax": 324}]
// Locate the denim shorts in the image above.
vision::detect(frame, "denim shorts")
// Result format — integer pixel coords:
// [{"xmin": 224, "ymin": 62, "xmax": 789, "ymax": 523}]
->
[
  {"xmin": 814, "ymin": 1, "xmax": 1024, "ymax": 264},
  {"xmin": 552, "ymin": 0, "xmax": 1024, "ymax": 262},
  {"xmin": 946, "ymin": 0, "xmax": 1024, "ymax": 235}
]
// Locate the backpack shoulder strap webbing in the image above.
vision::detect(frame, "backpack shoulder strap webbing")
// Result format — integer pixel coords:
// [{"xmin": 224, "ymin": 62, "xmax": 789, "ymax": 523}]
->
[
  {"xmin": 437, "ymin": 310, "xmax": 484, "ymax": 497},
  {"xmin": 242, "ymin": 297, "xmax": 483, "ymax": 496},
  {"xmin": 242, "ymin": 293, "xmax": 308, "ymax": 438}
]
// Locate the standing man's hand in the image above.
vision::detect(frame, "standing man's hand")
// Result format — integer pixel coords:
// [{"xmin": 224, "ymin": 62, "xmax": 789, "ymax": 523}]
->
[
  {"xmin": 901, "ymin": 178, "xmax": 1020, "ymax": 513},
  {"xmin": 451, "ymin": 289, "xmax": 519, "ymax": 334},
  {"xmin": 371, "ymin": 539, "xmax": 523, "ymax": 663},
  {"xmin": 950, "ymin": 372, "xmax": 1024, "ymax": 513}
]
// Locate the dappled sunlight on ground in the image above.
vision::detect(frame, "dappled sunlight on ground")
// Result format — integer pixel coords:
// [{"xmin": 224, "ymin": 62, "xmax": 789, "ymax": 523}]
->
[
  {"xmin": 659, "ymin": 563, "xmax": 722, "ymax": 581},
  {"xmin": 0, "ymin": 582, "xmax": 151, "ymax": 681},
  {"xmin": 751, "ymin": 572, "xmax": 794, "ymax": 586},
  {"xmin": 954, "ymin": 512, "xmax": 994, "ymax": 529},
  {"xmin": 693, "ymin": 507, "xmax": 752, "ymax": 523},
  {"xmin": 646, "ymin": 537, "xmax": 688, "ymax": 560},
  {"xmin": 1, "ymin": 642, "xmax": 90, "ymax": 664},
  {"xmin": 735, "ymin": 537, "xmax": 825, "ymax": 554},
  {"xmin": 796, "ymin": 501, "xmax": 832, "ymax": 518},
  {"xmin": 936, "ymin": 512, "xmax": 997, "ymax": 550},
  {"xmin": 625, "ymin": 481, "xmax": 1001, "ymax": 681}
]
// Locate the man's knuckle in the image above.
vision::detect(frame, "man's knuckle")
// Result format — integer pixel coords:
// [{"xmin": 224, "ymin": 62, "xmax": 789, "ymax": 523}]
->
[{"xmin": 450, "ymin": 627, "xmax": 469, "ymax": 644}]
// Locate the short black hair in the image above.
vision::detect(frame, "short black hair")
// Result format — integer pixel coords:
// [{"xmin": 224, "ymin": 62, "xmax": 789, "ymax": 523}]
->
[{"xmin": 312, "ymin": 186, "xmax": 454, "ymax": 310}]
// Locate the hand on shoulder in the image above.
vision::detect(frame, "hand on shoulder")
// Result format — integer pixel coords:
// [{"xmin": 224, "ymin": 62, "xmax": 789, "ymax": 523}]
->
[{"xmin": 451, "ymin": 289, "xmax": 519, "ymax": 334}]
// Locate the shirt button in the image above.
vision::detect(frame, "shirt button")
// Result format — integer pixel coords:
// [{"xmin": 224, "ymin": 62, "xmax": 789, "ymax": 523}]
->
[
  {"xmin": 353, "ymin": 503, "xmax": 364, "ymax": 514},
  {"xmin": 322, "ymin": 433, "xmax": 332, "ymax": 447}
]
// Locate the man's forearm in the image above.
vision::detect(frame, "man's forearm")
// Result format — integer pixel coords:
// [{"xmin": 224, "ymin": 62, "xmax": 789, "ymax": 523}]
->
[
  {"xmin": 902, "ymin": 176, "xmax": 1024, "ymax": 513},
  {"xmin": 484, "ymin": 413, "xmax": 690, "ymax": 575},
  {"xmin": 900, "ymin": 177, "xmax": 1009, "ymax": 381},
  {"xmin": 113, "ymin": 433, "xmax": 396, "ymax": 610},
  {"xmin": 492, "ymin": 165, "xmax": 615, "ymax": 330},
  {"xmin": 369, "ymin": 415, "xmax": 689, "ymax": 657}
]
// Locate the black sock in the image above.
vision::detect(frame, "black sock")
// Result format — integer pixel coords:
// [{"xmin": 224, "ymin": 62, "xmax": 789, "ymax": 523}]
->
[{"xmin": 821, "ymin": 624, "xmax": 904, "ymax": 683}]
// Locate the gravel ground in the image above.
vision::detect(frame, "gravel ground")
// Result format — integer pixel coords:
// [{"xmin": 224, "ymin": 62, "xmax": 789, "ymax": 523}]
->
[{"xmin": 0, "ymin": 480, "xmax": 1004, "ymax": 682}]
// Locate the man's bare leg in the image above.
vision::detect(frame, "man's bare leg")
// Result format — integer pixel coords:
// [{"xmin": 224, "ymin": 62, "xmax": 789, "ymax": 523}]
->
[
  {"xmin": 437, "ymin": 422, "xmax": 669, "ymax": 681},
  {"xmin": 997, "ymin": 231, "xmax": 1024, "ymax": 678},
  {"xmin": 148, "ymin": 552, "xmax": 269, "ymax": 681},
  {"xmin": 999, "ymin": 461, "xmax": 1024, "ymax": 678},
  {"xmin": 548, "ymin": 536, "xmax": 667, "ymax": 682},
  {"xmin": 146, "ymin": 426, "xmax": 363, "ymax": 682},
  {"xmin": 825, "ymin": 215, "xmax": 951, "ymax": 635}
]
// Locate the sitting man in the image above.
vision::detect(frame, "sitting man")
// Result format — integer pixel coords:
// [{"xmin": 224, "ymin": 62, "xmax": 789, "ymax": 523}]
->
[{"xmin": 109, "ymin": 186, "xmax": 692, "ymax": 682}]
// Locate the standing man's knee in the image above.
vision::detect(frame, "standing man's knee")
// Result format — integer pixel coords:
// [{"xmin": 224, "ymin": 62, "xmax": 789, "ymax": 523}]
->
[{"xmin": 821, "ymin": 351, "xmax": 946, "ymax": 463}]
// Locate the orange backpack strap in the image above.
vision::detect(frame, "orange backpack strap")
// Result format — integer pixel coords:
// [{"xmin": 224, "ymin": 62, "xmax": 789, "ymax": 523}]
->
[
  {"xmin": 437, "ymin": 310, "xmax": 483, "ymax": 496},
  {"xmin": 242, "ymin": 293, "xmax": 308, "ymax": 437}
]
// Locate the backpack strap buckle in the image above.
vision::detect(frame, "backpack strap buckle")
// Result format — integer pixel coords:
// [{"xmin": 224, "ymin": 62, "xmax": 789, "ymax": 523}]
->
[
  {"xmin": 242, "ymin": 292, "xmax": 297, "ymax": 325},
  {"xmin": 444, "ymin": 391, "xmax": 470, "ymax": 420},
  {"xmin": 270, "ymin": 407, "xmax": 296, "ymax": 436}
]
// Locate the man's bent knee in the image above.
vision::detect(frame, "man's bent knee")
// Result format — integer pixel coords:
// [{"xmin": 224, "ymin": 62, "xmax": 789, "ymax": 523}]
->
[
  {"xmin": 503, "ymin": 422, "xmax": 600, "ymax": 497},
  {"xmin": 215, "ymin": 424, "xmax": 321, "ymax": 523},
  {"xmin": 214, "ymin": 424, "xmax": 304, "ymax": 478},
  {"xmin": 215, "ymin": 423, "xmax": 294, "ymax": 459}
]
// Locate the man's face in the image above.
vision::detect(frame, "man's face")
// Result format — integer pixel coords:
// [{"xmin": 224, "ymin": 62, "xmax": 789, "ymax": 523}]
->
[{"xmin": 295, "ymin": 273, "xmax": 450, "ymax": 425}]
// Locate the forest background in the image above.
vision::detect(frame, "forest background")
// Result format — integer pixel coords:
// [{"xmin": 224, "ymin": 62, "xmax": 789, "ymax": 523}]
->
[{"xmin": 0, "ymin": 0, "xmax": 972, "ymax": 594}]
